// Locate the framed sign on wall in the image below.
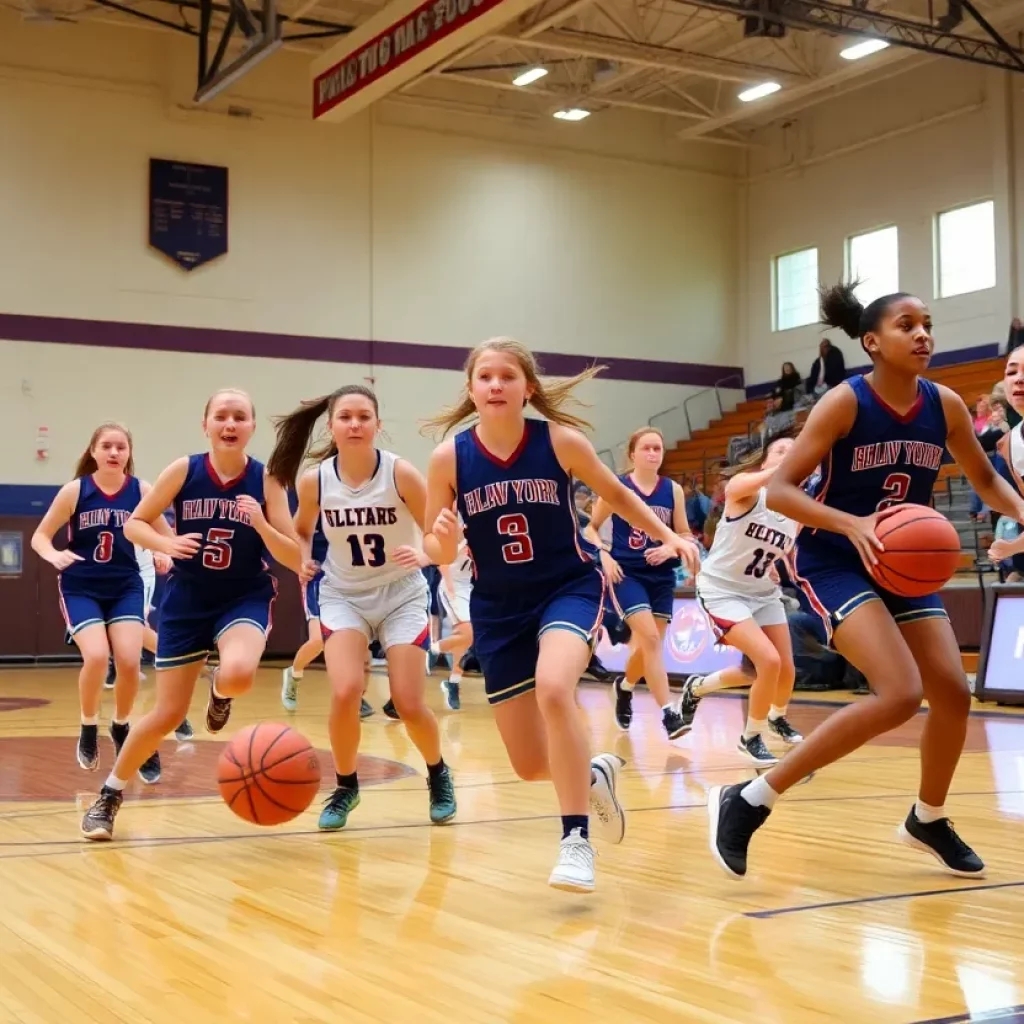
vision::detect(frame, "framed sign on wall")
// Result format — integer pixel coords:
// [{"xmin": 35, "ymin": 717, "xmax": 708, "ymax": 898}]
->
[{"xmin": 149, "ymin": 158, "xmax": 228, "ymax": 271}]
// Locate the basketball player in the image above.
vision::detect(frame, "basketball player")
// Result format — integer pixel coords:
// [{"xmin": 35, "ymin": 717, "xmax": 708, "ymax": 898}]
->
[
  {"xmin": 684, "ymin": 436, "xmax": 802, "ymax": 765},
  {"xmin": 433, "ymin": 514, "xmax": 474, "ymax": 711},
  {"xmin": 988, "ymin": 346, "xmax": 1024, "ymax": 566},
  {"xmin": 80, "ymin": 389, "xmax": 302, "ymax": 841},
  {"xmin": 708, "ymin": 282, "xmax": 1024, "ymax": 879},
  {"xmin": 31, "ymin": 423, "xmax": 170, "ymax": 781},
  {"xmin": 422, "ymin": 337, "xmax": 700, "ymax": 893},
  {"xmin": 582, "ymin": 427, "xmax": 690, "ymax": 740},
  {"xmin": 268, "ymin": 385, "xmax": 456, "ymax": 831}
]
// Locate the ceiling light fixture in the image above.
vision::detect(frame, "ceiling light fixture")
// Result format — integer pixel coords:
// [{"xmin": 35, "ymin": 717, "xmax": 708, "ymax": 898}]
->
[
  {"xmin": 513, "ymin": 67, "xmax": 549, "ymax": 86},
  {"xmin": 553, "ymin": 108, "xmax": 590, "ymax": 121},
  {"xmin": 840, "ymin": 38, "xmax": 891, "ymax": 60},
  {"xmin": 737, "ymin": 81, "xmax": 781, "ymax": 102}
]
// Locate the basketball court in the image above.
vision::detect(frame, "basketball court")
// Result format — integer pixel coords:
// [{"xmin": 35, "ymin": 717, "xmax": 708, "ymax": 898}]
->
[{"xmin": 0, "ymin": 666, "xmax": 1021, "ymax": 1023}]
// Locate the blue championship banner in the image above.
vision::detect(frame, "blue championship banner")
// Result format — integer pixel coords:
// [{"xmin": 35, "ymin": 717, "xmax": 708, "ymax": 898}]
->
[{"xmin": 149, "ymin": 158, "xmax": 228, "ymax": 271}]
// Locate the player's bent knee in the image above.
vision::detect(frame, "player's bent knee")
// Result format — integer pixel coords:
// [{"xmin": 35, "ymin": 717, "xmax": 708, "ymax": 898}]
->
[
  {"xmin": 329, "ymin": 676, "xmax": 365, "ymax": 705},
  {"xmin": 534, "ymin": 677, "xmax": 576, "ymax": 716},
  {"xmin": 878, "ymin": 687, "xmax": 923, "ymax": 727},
  {"xmin": 931, "ymin": 673, "xmax": 972, "ymax": 717}
]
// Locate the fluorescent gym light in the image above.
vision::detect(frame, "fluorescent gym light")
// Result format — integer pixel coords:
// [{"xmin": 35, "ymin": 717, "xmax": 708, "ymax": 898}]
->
[
  {"xmin": 553, "ymin": 108, "xmax": 590, "ymax": 121},
  {"xmin": 840, "ymin": 38, "xmax": 890, "ymax": 60},
  {"xmin": 738, "ymin": 81, "xmax": 781, "ymax": 103},
  {"xmin": 513, "ymin": 67, "xmax": 549, "ymax": 86}
]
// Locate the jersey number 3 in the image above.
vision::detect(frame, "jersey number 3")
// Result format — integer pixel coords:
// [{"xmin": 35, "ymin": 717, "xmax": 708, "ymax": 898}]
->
[
  {"xmin": 93, "ymin": 531, "xmax": 114, "ymax": 563},
  {"xmin": 877, "ymin": 472, "xmax": 911, "ymax": 512},
  {"xmin": 498, "ymin": 513, "xmax": 534, "ymax": 564}
]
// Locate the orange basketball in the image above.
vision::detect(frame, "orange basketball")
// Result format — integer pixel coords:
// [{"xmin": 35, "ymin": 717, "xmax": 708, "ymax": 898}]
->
[
  {"xmin": 217, "ymin": 723, "xmax": 321, "ymax": 826},
  {"xmin": 871, "ymin": 503, "xmax": 962, "ymax": 598}
]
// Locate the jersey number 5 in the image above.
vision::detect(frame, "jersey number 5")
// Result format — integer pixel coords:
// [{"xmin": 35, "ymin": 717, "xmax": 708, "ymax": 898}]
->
[
  {"xmin": 202, "ymin": 528, "xmax": 234, "ymax": 570},
  {"xmin": 877, "ymin": 472, "xmax": 911, "ymax": 512},
  {"xmin": 628, "ymin": 528, "xmax": 648, "ymax": 550},
  {"xmin": 497, "ymin": 513, "xmax": 534, "ymax": 564}
]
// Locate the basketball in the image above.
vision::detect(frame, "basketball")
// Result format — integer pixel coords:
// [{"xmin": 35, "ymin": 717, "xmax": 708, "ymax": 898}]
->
[
  {"xmin": 870, "ymin": 503, "xmax": 962, "ymax": 598},
  {"xmin": 217, "ymin": 723, "xmax": 321, "ymax": 826}
]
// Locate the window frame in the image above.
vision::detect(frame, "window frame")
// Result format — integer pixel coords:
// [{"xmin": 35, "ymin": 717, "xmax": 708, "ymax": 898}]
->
[
  {"xmin": 844, "ymin": 223, "xmax": 900, "ymax": 305},
  {"xmin": 934, "ymin": 198, "xmax": 996, "ymax": 300},
  {"xmin": 771, "ymin": 245, "xmax": 820, "ymax": 333}
]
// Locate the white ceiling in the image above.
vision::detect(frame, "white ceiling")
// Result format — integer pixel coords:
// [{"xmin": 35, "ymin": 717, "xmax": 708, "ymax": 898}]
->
[{"xmin": 9, "ymin": 0, "xmax": 1024, "ymax": 144}]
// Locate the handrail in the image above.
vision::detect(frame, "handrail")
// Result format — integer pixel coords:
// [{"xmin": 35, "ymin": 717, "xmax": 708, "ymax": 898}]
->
[{"xmin": 679, "ymin": 373, "xmax": 744, "ymax": 437}]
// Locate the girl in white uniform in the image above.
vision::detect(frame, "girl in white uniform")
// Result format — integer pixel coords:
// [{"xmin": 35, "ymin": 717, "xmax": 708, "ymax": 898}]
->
[
  {"xmin": 268, "ymin": 384, "xmax": 456, "ymax": 832},
  {"xmin": 683, "ymin": 437, "xmax": 803, "ymax": 765},
  {"xmin": 989, "ymin": 345, "xmax": 1024, "ymax": 567},
  {"xmin": 432, "ymin": 523, "xmax": 474, "ymax": 711}
]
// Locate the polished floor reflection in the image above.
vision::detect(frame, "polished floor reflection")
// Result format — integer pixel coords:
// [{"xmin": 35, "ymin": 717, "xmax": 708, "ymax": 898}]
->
[{"xmin": 0, "ymin": 667, "xmax": 1022, "ymax": 1024}]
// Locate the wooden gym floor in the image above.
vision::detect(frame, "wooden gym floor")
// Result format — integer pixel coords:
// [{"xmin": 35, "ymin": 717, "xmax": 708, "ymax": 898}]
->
[{"xmin": 0, "ymin": 667, "xmax": 1022, "ymax": 1024}]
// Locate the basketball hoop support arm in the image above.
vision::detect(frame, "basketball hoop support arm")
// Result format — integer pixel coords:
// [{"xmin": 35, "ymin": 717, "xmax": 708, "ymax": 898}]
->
[{"xmin": 194, "ymin": 0, "xmax": 283, "ymax": 104}]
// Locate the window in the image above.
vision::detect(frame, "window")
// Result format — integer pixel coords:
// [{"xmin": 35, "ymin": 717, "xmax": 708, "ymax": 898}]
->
[
  {"xmin": 847, "ymin": 226, "xmax": 899, "ymax": 305},
  {"xmin": 773, "ymin": 247, "xmax": 819, "ymax": 331},
  {"xmin": 936, "ymin": 200, "xmax": 996, "ymax": 298}
]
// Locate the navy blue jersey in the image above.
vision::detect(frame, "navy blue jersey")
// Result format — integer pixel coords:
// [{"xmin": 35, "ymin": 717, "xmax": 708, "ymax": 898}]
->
[
  {"xmin": 454, "ymin": 419, "xmax": 594, "ymax": 597},
  {"xmin": 609, "ymin": 474, "xmax": 679, "ymax": 578},
  {"xmin": 63, "ymin": 475, "xmax": 142, "ymax": 586},
  {"xmin": 802, "ymin": 375, "xmax": 947, "ymax": 555},
  {"xmin": 171, "ymin": 454, "xmax": 269, "ymax": 583}
]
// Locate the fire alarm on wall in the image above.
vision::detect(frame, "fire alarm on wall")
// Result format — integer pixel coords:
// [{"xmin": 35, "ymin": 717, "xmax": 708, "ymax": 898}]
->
[{"xmin": 36, "ymin": 426, "xmax": 50, "ymax": 462}]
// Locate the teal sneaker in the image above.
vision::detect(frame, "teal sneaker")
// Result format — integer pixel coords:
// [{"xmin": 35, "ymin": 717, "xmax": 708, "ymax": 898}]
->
[
  {"xmin": 318, "ymin": 787, "xmax": 361, "ymax": 831},
  {"xmin": 428, "ymin": 765, "xmax": 457, "ymax": 824}
]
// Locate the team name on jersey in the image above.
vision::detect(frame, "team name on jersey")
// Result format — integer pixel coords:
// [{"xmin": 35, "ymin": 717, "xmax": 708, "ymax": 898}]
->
[
  {"xmin": 324, "ymin": 506, "xmax": 398, "ymax": 528},
  {"xmin": 78, "ymin": 509, "xmax": 131, "ymax": 529},
  {"xmin": 745, "ymin": 521, "xmax": 790, "ymax": 550},
  {"xmin": 463, "ymin": 478, "xmax": 560, "ymax": 517},
  {"xmin": 648, "ymin": 505, "xmax": 673, "ymax": 526},
  {"xmin": 851, "ymin": 440, "xmax": 944, "ymax": 472},
  {"xmin": 179, "ymin": 498, "xmax": 252, "ymax": 525}
]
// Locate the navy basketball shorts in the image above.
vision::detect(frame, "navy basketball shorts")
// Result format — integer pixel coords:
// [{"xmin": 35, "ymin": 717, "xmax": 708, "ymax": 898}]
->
[
  {"xmin": 422, "ymin": 565, "xmax": 442, "ymax": 617},
  {"xmin": 156, "ymin": 573, "xmax": 277, "ymax": 669},
  {"xmin": 302, "ymin": 570, "xmax": 323, "ymax": 621},
  {"xmin": 471, "ymin": 568, "xmax": 606, "ymax": 706},
  {"xmin": 58, "ymin": 575, "xmax": 145, "ymax": 636},
  {"xmin": 789, "ymin": 542, "xmax": 947, "ymax": 647},
  {"xmin": 610, "ymin": 570, "xmax": 676, "ymax": 622}
]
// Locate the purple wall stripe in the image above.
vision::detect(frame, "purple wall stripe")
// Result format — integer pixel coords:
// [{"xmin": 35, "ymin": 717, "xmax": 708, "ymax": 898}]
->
[{"xmin": 0, "ymin": 313, "xmax": 744, "ymax": 389}]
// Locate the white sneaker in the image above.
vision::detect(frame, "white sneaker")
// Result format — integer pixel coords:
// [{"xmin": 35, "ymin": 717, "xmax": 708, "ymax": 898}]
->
[
  {"xmin": 281, "ymin": 667, "xmax": 299, "ymax": 712},
  {"xmin": 588, "ymin": 753, "xmax": 626, "ymax": 844},
  {"xmin": 548, "ymin": 828, "xmax": 596, "ymax": 893}
]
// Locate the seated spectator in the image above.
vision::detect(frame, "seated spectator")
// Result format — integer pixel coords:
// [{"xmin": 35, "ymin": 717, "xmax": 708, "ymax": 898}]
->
[
  {"xmin": 978, "ymin": 399, "xmax": 1011, "ymax": 452},
  {"xmin": 806, "ymin": 338, "xmax": 846, "ymax": 398},
  {"xmin": 972, "ymin": 394, "xmax": 992, "ymax": 434},
  {"xmin": 758, "ymin": 396, "xmax": 796, "ymax": 445},
  {"xmin": 682, "ymin": 475, "xmax": 711, "ymax": 535},
  {"xmin": 773, "ymin": 362, "xmax": 804, "ymax": 411}
]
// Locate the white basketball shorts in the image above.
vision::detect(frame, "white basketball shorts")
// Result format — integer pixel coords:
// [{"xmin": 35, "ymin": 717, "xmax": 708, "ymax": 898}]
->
[
  {"xmin": 439, "ymin": 579, "xmax": 472, "ymax": 625},
  {"xmin": 319, "ymin": 571, "xmax": 430, "ymax": 651},
  {"xmin": 695, "ymin": 577, "xmax": 787, "ymax": 639}
]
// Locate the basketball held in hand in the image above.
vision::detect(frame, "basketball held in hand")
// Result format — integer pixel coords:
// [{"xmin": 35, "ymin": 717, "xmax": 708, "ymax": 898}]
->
[{"xmin": 870, "ymin": 503, "xmax": 962, "ymax": 598}]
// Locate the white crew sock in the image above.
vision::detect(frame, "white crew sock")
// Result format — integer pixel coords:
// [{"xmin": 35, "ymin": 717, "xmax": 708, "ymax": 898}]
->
[{"xmin": 741, "ymin": 775, "xmax": 780, "ymax": 810}]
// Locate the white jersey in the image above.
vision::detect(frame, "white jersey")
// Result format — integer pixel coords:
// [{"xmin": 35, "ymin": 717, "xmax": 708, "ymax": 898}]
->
[
  {"xmin": 319, "ymin": 450, "xmax": 422, "ymax": 594},
  {"xmin": 135, "ymin": 544, "xmax": 155, "ymax": 584},
  {"xmin": 697, "ymin": 487, "xmax": 797, "ymax": 597}
]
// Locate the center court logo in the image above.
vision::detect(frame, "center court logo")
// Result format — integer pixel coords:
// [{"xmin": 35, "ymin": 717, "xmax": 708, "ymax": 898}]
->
[{"xmin": 668, "ymin": 603, "xmax": 711, "ymax": 662}]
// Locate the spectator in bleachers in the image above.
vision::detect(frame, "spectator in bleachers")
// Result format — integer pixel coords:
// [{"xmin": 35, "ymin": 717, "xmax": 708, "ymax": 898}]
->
[
  {"xmin": 682, "ymin": 475, "xmax": 711, "ymax": 535},
  {"xmin": 972, "ymin": 394, "xmax": 992, "ymax": 434},
  {"xmin": 806, "ymin": 338, "xmax": 846, "ymax": 399},
  {"xmin": 773, "ymin": 362, "xmax": 804, "ymax": 412},
  {"xmin": 991, "ymin": 381, "xmax": 1022, "ymax": 428}
]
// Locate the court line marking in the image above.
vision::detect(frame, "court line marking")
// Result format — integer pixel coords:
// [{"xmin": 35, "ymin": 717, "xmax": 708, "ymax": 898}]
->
[
  {"xmin": 910, "ymin": 1005, "xmax": 1024, "ymax": 1024},
  {"xmin": 744, "ymin": 880, "xmax": 1024, "ymax": 919}
]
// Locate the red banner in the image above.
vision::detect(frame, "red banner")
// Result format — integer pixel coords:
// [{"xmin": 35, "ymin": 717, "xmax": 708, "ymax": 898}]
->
[{"xmin": 313, "ymin": 0, "xmax": 505, "ymax": 119}]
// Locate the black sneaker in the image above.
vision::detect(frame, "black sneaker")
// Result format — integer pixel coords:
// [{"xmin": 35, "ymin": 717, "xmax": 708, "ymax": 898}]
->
[
  {"xmin": 737, "ymin": 734, "xmax": 779, "ymax": 766},
  {"xmin": 77, "ymin": 724, "xmax": 99, "ymax": 771},
  {"xmin": 138, "ymin": 750, "xmax": 162, "ymax": 785},
  {"xmin": 612, "ymin": 676, "xmax": 633, "ymax": 730},
  {"xmin": 662, "ymin": 704, "xmax": 691, "ymax": 740},
  {"xmin": 360, "ymin": 698, "xmax": 374, "ymax": 719},
  {"xmin": 427, "ymin": 764, "xmax": 457, "ymax": 824},
  {"xmin": 104, "ymin": 660, "xmax": 116, "ymax": 690},
  {"xmin": 707, "ymin": 782, "xmax": 771, "ymax": 879},
  {"xmin": 898, "ymin": 808, "xmax": 985, "ymax": 876},
  {"xmin": 205, "ymin": 680, "xmax": 233, "ymax": 734},
  {"xmin": 109, "ymin": 721, "xmax": 130, "ymax": 759},
  {"xmin": 768, "ymin": 715, "xmax": 803, "ymax": 745},
  {"xmin": 678, "ymin": 677, "xmax": 703, "ymax": 731},
  {"xmin": 81, "ymin": 785, "xmax": 124, "ymax": 841},
  {"xmin": 175, "ymin": 718, "xmax": 194, "ymax": 741},
  {"xmin": 382, "ymin": 698, "xmax": 401, "ymax": 720},
  {"xmin": 440, "ymin": 679, "xmax": 461, "ymax": 711}
]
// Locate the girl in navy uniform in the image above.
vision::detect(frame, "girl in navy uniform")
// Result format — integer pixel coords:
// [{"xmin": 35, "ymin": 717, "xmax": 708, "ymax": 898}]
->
[
  {"xmin": 422, "ymin": 338, "xmax": 700, "ymax": 893},
  {"xmin": 80, "ymin": 389, "xmax": 301, "ymax": 841},
  {"xmin": 583, "ymin": 427, "xmax": 691, "ymax": 741},
  {"xmin": 280, "ymin": 517, "xmax": 329, "ymax": 712},
  {"xmin": 32, "ymin": 423, "xmax": 171, "ymax": 780},
  {"xmin": 708, "ymin": 283, "xmax": 1024, "ymax": 881}
]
